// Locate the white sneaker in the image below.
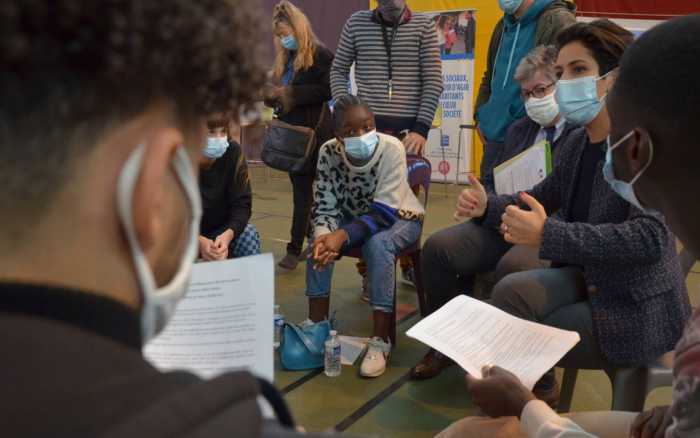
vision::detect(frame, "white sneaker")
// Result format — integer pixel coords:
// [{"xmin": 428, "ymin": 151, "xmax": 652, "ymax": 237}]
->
[{"xmin": 360, "ymin": 337, "xmax": 391, "ymax": 377}]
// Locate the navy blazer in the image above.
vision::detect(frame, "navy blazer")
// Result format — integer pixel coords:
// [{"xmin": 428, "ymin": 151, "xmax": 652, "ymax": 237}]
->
[{"xmin": 482, "ymin": 128, "xmax": 691, "ymax": 365}]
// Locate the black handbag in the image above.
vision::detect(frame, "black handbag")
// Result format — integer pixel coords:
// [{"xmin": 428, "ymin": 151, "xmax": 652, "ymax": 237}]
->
[{"xmin": 261, "ymin": 105, "xmax": 327, "ymax": 174}]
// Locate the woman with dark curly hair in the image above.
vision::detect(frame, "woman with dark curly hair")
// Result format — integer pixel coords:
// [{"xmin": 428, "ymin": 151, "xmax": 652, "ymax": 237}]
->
[
  {"xmin": 265, "ymin": 0, "xmax": 334, "ymax": 271},
  {"xmin": 0, "ymin": 1, "xmax": 332, "ymax": 436}
]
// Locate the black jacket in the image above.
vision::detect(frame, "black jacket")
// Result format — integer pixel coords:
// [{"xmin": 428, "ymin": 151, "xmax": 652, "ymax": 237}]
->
[
  {"xmin": 266, "ymin": 45, "xmax": 334, "ymax": 157},
  {"xmin": 480, "ymin": 116, "xmax": 579, "ymax": 194},
  {"xmin": 199, "ymin": 140, "xmax": 251, "ymax": 238},
  {"xmin": 0, "ymin": 283, "xmax": 333, "ymax": 437}
]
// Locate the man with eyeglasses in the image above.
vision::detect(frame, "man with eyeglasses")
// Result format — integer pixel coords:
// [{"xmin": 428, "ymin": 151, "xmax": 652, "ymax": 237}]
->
[{"xmin": 412, "ymin": 45, "xmax": 580, "ymax": 382}]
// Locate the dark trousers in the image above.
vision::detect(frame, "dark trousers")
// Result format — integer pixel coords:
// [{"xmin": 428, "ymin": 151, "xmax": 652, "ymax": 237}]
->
[
  {"xmin": 421, "ymin": 220, "xmax": 547, "ymax": 314},
  {"xmin": 422, "ymin": 220, "xmax": 607, "ymax": 387},
  {"xmin": 288, "ymin": 172, "xmax": 315, "ymax": 256},
  {"xmin": 488, "ymin": 266, "xmax": 609, "ymax": 388}
]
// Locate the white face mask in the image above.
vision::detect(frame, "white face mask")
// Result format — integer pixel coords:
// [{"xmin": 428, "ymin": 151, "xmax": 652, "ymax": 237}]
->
[
  {"xmin": 116, "ymin": 144, "xmax": 202, "ymax": 342},
  {"xmin": 524, "ymin": 91, "xmax": 560, "ymax": 127}
]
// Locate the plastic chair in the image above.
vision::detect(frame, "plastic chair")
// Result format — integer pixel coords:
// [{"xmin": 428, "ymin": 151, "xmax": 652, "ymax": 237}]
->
[
  {"xmin": 344, "ymin": 156, "xmax": 432, "ymax": 346},
  {"xmin": 558, "ymin": 247, "xmax": 696, "ymax": 413},
  {"xmin": 455, "ymin": 123, "xmax": 477, "ymax": 184}
]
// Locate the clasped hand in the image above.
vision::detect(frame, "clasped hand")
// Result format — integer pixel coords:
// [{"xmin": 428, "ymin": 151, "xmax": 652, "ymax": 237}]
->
[
  {"xmin": 311, "ymin": 230, "xmax": 348, "ymax": 271},
  {"xmin": 199, "ymin": 229, "xmax": 234, "ymax": 261}
]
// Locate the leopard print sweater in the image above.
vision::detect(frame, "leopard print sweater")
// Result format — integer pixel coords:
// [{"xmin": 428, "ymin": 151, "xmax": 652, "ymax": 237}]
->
[{"xmin": 312, "ymin": 133, "xmax": 424, "ymax": 240}]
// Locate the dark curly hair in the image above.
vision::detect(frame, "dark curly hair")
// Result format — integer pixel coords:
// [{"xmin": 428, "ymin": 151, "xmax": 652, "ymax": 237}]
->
[
  {"xmin": 332, "ymin": 95, "xmax": 372, "ymax": 133},
  {"xmin": 556, "ymin": 19, "xmax": 634, "ymax": 75},
  {"xmin": 0, "ymin": 0, "xmax": 266, "ymax": 224}
]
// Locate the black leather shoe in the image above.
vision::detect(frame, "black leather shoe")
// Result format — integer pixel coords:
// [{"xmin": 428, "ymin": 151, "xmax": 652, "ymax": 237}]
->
[
  {"xmin": 278, "ymin": 253, "xmax": 300, "ymax": 270},
  {"xmin": 410, "ymin": 349, "xmax": 454, "ymax": 380},
  {"xmin": 533, "ymin": 378, "xmax": 560, "ymax": 409}
]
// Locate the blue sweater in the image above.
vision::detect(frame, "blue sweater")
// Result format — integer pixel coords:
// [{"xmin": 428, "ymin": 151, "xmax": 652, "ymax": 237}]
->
[{"xmin": 477, "ymin": 0, "xmax": 554, "ymax": 143}]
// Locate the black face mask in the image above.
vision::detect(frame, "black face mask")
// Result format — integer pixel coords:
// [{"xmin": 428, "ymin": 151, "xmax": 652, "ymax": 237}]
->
[{"xmin": 377, "ymin": 0, "xmax": 406, "ymax": 23}]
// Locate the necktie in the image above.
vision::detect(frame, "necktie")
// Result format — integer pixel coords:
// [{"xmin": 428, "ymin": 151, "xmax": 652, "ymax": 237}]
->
[{"xmin": 544, "ymin": 126, "xmax": 557, "ymax": 146}]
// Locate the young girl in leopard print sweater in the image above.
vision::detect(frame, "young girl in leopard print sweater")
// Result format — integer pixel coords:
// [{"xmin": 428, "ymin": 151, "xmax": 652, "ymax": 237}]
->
[{"xmin": 305, "ymin": 95, "xmax": 424, "ymax": 378}]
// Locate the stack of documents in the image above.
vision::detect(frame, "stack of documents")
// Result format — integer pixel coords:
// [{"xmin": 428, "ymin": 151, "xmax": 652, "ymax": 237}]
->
[
  {"xmin": 338, "ymin": 336, "xmax": 370, "ymax": 366},
  {"xmin": 144, "ymin": 254, "xmax": 275, "ymax": 382},
  {"xmin": 494, "ymin": 140, "xmax": 552, "ymax": 195},
  {"xmin": 407, "ymin": 295, "xmax": 580, "ymax": 389}
]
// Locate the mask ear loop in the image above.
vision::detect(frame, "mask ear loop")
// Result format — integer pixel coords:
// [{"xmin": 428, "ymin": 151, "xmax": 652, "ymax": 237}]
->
[
  {"xmin": 116, "ymin": 144, "xmax": 202, "ymax": 341},
  {"xmin": 607, "ymin": 130, "xmax": 654, "ymax": 186},
  {"xmin": 629, "ymin": 133, "xmax": 654, "ymax": 186},
  {"xmin": 597, "ymin": 67, "xmax": 619, "ymax": 104}
]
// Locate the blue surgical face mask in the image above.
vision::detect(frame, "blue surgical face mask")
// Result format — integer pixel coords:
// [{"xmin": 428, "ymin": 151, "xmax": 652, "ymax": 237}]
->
[
  {"xmin": 603, "ymin": 130, "xmax": 656, "ymax": 213},
  {"xmin": 555, "ymin": 71, "xmax": 612, "ymax": 126},
  {"xmin": 498, "ymin": 0, "xmax": 524, "ymax": 15},
  {"xmin": 281, "ymin": 34, "xmax": 298, "ymax": 51},
  {"xmin": 203, "ymin": 136, "xmax": 229, "ymax": 160},
  {"xmin": 344, "ymin": 130, "xmax": 379, "ymax": 161}
]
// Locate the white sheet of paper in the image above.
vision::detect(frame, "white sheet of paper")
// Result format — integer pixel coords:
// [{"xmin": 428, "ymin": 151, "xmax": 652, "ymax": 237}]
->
[
  {"xmin": 406, "ymin": 295, "xmax": 580, "ymax": 389},
  {"xmin": 494, "ymin": 141, "xmax": 550, "ymax": 195},
  {"xmin": 143, "ymin": 253, "xmax": 274, "ymax": 382},
  {"xmin": 338, "ymin": 336, "xmax": 369, "ymax": 366}
]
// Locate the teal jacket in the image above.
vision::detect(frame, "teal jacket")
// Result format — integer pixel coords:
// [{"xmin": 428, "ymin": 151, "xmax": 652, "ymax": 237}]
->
[{"xmin": 477, "ymin": 0, "xmax": 574, "ymax": 143}]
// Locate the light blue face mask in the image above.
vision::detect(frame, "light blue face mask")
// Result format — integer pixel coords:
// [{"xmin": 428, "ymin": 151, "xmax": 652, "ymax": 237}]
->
[
  {"xmin": 203, "ymin": 136, "xmax": 229, "ymax": 160},
  {"xmin": 344, "ymin": 130, "xmax": 379, "ymax": 161},
  {"xmin": 498, "ymin": 0, "xmax": 524, "ymax": 15},
  {"xmin": 281, "ymin": 34, "xmax": 298, "ymax": 51},
  {"xmin": 603, "ymin": 130, "xmax": 656, "ymax": 213},
  {"xmin": 555, "ymin": 71, "xmax": 612, "ymax": 126}
]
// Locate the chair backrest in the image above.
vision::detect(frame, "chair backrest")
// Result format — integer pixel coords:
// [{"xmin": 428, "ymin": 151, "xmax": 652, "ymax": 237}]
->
[{"xmin": 406, "ymin": 155, "xmax": 432, "ymax": 207}]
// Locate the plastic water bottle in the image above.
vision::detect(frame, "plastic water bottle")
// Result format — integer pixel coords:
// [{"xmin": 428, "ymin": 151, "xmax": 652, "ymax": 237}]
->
[
  {"xmin": 324, "ymin": 330, "xmax": 341, "ymax": 377},
  {"xmin": 273, "ymin": 305, "xmax": 284, "ymax": 349}
]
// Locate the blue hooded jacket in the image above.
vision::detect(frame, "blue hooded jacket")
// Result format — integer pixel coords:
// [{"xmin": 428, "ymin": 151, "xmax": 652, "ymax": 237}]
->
[{"xmin": 477, "ymin": 0, "xmax": 555, "ymax": 143}]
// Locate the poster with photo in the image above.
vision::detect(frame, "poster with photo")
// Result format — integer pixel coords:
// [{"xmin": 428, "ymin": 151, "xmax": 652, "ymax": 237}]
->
[{"xmin": 425, "ymin": 9, "xmax": 477, "ymax": 184}]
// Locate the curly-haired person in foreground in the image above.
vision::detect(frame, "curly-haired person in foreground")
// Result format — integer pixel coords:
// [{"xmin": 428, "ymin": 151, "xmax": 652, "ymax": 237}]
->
[{"xmin": 0, "ymin": 1, "xmax": 339, "ymax": 437}]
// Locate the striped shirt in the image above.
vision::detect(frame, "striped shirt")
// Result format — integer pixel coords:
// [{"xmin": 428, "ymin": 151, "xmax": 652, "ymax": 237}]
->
[{"xmin": 331, "ymin": 10, "xmax": 443, "ymax": 138}]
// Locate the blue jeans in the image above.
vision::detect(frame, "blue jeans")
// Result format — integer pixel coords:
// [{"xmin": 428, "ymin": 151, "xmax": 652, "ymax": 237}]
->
[{"xmin": 306, "ymin": 219, "xmax": 422, "ymax": 313}]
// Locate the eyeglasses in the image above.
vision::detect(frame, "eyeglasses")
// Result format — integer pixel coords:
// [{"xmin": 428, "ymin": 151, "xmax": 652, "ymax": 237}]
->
[{"xmin": 521, "ymin": 82, "xmax": 555, "ymax": 100}]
